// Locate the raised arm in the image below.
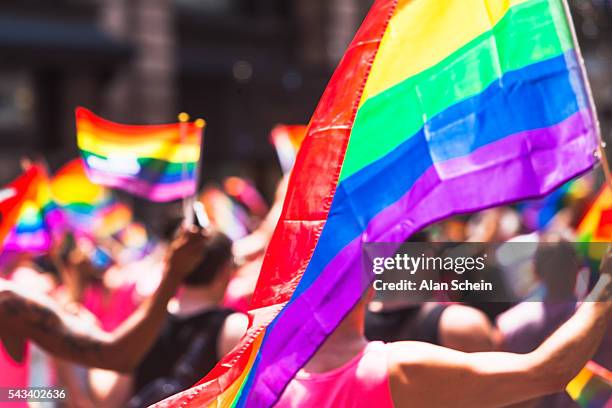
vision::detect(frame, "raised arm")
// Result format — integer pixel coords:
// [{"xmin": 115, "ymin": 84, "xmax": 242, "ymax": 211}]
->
[
  {"xmin": 389, "ymin": 249, "xmax": 612, "ymax": 408},
  {"xmin": 0, "ymin": 228, "xmax": 208, "ymax": 373}
]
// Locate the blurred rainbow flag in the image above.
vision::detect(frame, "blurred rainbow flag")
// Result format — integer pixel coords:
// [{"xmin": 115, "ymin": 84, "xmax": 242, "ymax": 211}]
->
[
  {"xmin": 200, "ymin": 187, "xmax": 249, "ymax": 240},
  {"xmin": 520, "ymin": 177, "xmax": 592, "ymax": 231},
  {"xmin": 578, "ymin": 185, "xmax": 612, "ymax": 242},
  {"xmin": 223, "ymin": 176, "xmax": 268, "ymax": 217},
  {"xmin": 4, "ymin": 164, "xmax": 64, "ymax": 252},
  {"xmin": 576, "ymin": 184, "xmax": 612, "ymax": 261},
  {"xmin": 119, "ymin": 222, "xmax": 149, "ymax": 250},
  {"xmin": 0, "ymin": 167, "xmax": 42, "ymax": 252},
  {"xmin": 76, "ymin": 107, "xmax": 203, "ymax": 202},
  {"xmin": 567, "ymin": 361, "xmax": 612, "ymax": 407},
  {"xmin": 270, "ymin": 124, "xmax": 307, "ymax": 173},
  {"xmin": 94, "ymin": 202, "xmax": 132, "ymax": 238},
  {"xmin": 51, "ymin": 158, "xmax": 111, "ymax": 231}
]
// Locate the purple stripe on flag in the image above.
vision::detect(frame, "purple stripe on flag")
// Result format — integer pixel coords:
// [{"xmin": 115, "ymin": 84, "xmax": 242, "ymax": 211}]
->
[{"xmin": 86, "ymin": 169, "xmax": 196, "ymax": 202}]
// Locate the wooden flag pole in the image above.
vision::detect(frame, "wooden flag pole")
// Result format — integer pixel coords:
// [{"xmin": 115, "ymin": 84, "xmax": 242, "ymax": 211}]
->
[{"xmin": 561, "ymin": 0, "xmax": 612, "ymax": 189}]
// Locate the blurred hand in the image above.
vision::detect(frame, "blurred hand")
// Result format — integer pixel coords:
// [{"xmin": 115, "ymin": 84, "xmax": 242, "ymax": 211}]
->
[{"xmin": 163, "ymin": 227, "xmax": 209, "ymax": 284}]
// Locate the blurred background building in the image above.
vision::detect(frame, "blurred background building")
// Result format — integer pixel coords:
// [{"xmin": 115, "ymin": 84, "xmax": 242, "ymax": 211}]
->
[
  {"xmin": 0, "ymin": 0, "xmax": 610, "ymax": 202},
  {"xmin": 0, "ymin": 0, "xmax": 371, "ymax": 185}
]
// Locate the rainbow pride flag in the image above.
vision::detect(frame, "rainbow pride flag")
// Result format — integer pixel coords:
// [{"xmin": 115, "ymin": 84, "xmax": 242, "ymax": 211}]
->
[
  {"xmin": 0, "ymin": 167, "xmax": 42, "ymax": 252},
  {"xmin": 157, "ymin": 1, "xmax": 599, "ymax": 406},
  {"xmin": 93, "ymin": 201, "xmax": 132, "ymax": 238},
  {"xmin": 119, "ymin": 222, "xmax": 148, "ymax": 250},
  {"xmin": 566, "ymin": 361, "xmax": 612, "ymax": 407},
  {"xmin": 270, "ymin": 124, "xmax": 308, "ymax": 173},
  {"xmin": 4, "ymin": 164, "xmax": 64, "ymax": 253},
  {"xmin": 520, "ymin": 176, "xmax": 592, "ymax": 231},
  {"xmin": 200, "ymin": 187, "xmax": 250, "ymax": 240},
  {"xmin": 76, "ymin": 107, "xmax": 203, "ymax": 202},
  {"xmin": 51, "ymin": 158, "xmax": 111, "ymax": 231},
  {"xmin": 578, "ymin": 185, "xmax": 612, "ymax": 242},
  {"xmin": 223, "ymin": 176, "xmax": 268, "ymax": 217},
  {"xmin": 575, "ymin": 184, "xmax": 612, "ymax": 263}
]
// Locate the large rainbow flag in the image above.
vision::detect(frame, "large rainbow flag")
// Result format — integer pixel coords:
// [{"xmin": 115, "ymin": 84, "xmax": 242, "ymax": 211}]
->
[
  {"xmin": 157, "ymin": 0, "xmax": 599, "ymax": 406},
  {"xmin": 76, "ymin": 107, "xmax": 203, "ymax": 202},
  {"xmin": 4, "ymin": 164, "xmax": 64, "ymax": 253},
  {"xmin": 0, "ymin": 167, "xmax": 42, "ymax": 252}
]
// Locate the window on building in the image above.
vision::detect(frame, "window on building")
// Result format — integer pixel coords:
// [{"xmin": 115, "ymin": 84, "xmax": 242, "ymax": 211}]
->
[
  {"xmin": 0, "ymin": 72, "xmax": 35, "ymax": 133},
  {"xmin": 176, "ymin": 0, "xmax": 241, "ymax": 15}
]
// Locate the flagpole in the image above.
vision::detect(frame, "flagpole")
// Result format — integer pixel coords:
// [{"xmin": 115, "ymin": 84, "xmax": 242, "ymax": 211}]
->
[
  {"xmin": 560, "ymin": 0, "xmax": 612, "ymax": 189},
  {"xmin": 178, "ymin": 112, "xmax": 194, "ymax": 226},
  {"xmin": 193, "ymin": 118, "xmax": 206, "ymax": 227},
  {"xmin": 179, "ymin": 113, "xmax": 206, "ymax": 227}
]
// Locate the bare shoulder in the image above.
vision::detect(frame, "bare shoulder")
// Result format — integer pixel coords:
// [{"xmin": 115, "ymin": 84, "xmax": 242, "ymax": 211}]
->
[
  {"xmin": 218, "ymin": 312, "xmax": 249, "ymax": 357},
  {"xmin": 221, "ymin": 312, "xmax": 249, "ymax": 342}
]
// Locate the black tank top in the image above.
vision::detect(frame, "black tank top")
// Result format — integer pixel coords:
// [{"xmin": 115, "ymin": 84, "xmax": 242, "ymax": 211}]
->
[{"xmin": 129, "ymin": 308, "xmax": 234, "ymax": 408}]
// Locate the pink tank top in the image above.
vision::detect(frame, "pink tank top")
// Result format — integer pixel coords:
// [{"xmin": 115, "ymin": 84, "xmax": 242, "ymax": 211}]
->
[
  {"xmin": 82, "ymin": 282, "xmax": 138, "ymax": 331},
  {"xmin": 0, "ymin": 340, "xmax": 30, "ymax": 407},
  {"xmin": 276, "ymin": 341, "xmax": 393, "ymax": 408}
]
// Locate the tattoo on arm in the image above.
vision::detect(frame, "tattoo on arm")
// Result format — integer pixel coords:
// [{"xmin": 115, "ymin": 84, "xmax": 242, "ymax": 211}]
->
[{"xmin": 0, "ymin": 290, "xmax": 105, "ymax": 362}]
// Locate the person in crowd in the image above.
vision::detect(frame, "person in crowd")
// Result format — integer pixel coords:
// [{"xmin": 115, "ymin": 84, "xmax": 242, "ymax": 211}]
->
[
  {"xmin": 366, "ymin": 301, "xmax": 499, "ymax": 352},
  {"xmin": 49, "ymin": 234, "xmax": 139, "ymax": 408},
  {"xmin": 497, "ymin": 234, "xmax": 612, "ymax": 407},
  {"xmin": 89, "ymin": 230, "xmax": 249, "ymax": 408},
  {"xmin": 0, "ymin": 228, "xmax": 208, "ymax": 377},
  {"xmin": 366, "ymin": 232, "xmax": 500, "ymax": 352},
  {"xmin": 224, "ymin": 175, "xmax": 289, "ymax": 312},
  {"xmin": 276, "ymin": 245, "xmax": 612, "ymax": 407},
  {"xmin": 0, "ymin": 252, "xmax": 59, "ymax": 408}
]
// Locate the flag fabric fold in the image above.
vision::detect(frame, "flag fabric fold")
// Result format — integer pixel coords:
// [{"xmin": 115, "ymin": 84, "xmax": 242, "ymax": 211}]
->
[{"xmin": 155, "ymin": 0, "xmax": 599, "ymax": 407}]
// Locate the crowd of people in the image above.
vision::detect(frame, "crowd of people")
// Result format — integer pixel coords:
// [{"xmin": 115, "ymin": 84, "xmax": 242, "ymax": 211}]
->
[{"xmin": 0, "ymin": 165, "xmax": 611, "ymax": 408}]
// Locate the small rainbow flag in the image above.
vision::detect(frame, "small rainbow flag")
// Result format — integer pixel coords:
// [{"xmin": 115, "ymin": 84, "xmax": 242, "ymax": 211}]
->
[
  {"xmin": 270, "ymin": 124, "xmax": 307, "ymax": 173},
  {"xmin": 520, "ymin": 177, "xmax": 592, "ymax": 231},
  {"xmin": 223, "ymin": 176, "xmax": 268, "ymax": 217},
  {"xmin": 0, "ymin": 167, "xmax": 42, "ymax": 252},
  {"xmin": 576, "ymin": 184, "xmax": 612, "ymax": 261},
  {"xmin": 157, "ymin": 0, "xmax": 599, "ymax": 406},
  {"xmin": 119, "ymin": 222, "xmax": 149, "ymax": 250},
  {"xmin": 566, "ymin": 361, "xmax": 612, "ymax": 407},
  {"xmin": 200, "ymin": 187, "xmax": 249, "ymax": 240},
  {"xmin": 76, "ymin": 107, "xmax": 203, "ymax": 202},
  {"xmin": 578, "ymin": 185, "xmax": 612, "ymax": 242},
  {"xmin": 93, "ymin": 202, "xmax": 132, "ymax": 238},
  {"xmin": 51, "ymin": 158, "xmax": 111, "ymax": 231},
  {"xmin": 4, "ymin": 164, "xmax": 64, "ymax": 253}
]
